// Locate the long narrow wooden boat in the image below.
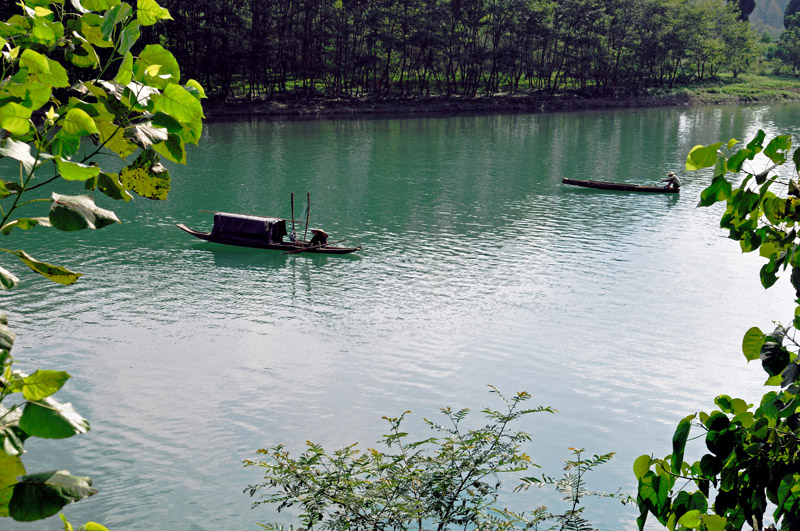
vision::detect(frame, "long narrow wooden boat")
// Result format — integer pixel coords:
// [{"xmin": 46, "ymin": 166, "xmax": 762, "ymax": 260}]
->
[
  {"xmin": 177, "ymin": 212, "xmax": 361, "ymax": 255},
  {"xmin": 562, "ymin": 178, "xmax": 680, "ymax": 194}
]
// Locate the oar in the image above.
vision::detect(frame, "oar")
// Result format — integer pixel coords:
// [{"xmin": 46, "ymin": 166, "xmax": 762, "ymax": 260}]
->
[
  {"xmin": 283, "ymin": 243, "xmax": 324, "ymax": 255},
  {"xmin": 282, "ymin": 239, "xmax": 346, "ymax": 255}
]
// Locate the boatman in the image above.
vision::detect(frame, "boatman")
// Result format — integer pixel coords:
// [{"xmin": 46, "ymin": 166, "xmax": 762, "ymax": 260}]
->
[
  {"xmin": 309, "ymin": 229, "xmax": 329, "ymax": 247},
  {"xmin": 661, "ymin": 171, "xmax": 681, "ymax": 189}
]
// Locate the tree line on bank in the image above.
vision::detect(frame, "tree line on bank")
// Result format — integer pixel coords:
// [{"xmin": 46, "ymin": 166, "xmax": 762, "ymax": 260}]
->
[{"xmin": 139, "ymin": 0, "xmax": 767, "ymax": 100}]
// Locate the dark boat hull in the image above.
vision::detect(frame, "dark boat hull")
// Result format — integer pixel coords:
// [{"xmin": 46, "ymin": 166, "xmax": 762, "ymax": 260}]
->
[
  {"xmin": 562, "ymin": 178, "xmax": 680, "ymax": 193},
  {"xmin": 176, "ymin": 224, "xmax": 362, "ymax": 254}
]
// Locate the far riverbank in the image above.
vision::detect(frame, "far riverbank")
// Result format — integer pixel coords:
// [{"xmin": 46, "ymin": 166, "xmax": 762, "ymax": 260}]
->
[{"xmin": 203, "ymin": 74, "xmax": 800, "ymax": 119}]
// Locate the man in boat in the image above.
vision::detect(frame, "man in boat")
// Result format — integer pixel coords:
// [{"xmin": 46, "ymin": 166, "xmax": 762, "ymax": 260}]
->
[
  {"xmin": 661, "ymin": 171, "xmax": 681, "ymax": 189},
  {"xmin": 309, "ymin": 229, "xmax": 329, "ymax": 247}
]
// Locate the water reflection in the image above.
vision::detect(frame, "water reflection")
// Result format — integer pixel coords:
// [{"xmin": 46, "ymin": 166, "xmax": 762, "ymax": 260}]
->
[{"xmin": 4, "ymin": 105, "xmax": 799, "ymax": 530}]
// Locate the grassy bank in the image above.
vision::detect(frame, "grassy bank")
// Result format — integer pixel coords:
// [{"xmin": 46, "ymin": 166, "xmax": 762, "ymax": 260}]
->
[{"xmin": 203, "ymin": 74, "xmax": 800, "ymax": 119}]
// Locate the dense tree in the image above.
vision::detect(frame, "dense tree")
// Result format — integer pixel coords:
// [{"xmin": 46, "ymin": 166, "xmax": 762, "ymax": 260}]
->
[
  {"xmin": 729, "ymin": 0, "xmax": 756, "ymax": 20},
  {"xmin": 138, "ymin": 0, "xmax": 762, "ymax": 100},
  {"xmin": 786, "ymin": 0, "xmax": 800, "ymax": 26}
]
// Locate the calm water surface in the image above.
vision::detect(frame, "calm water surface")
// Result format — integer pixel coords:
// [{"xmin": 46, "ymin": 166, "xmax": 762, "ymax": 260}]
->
[{"xmin": 5, "ymin": 104, "xmax": 800, "ymax": 530}]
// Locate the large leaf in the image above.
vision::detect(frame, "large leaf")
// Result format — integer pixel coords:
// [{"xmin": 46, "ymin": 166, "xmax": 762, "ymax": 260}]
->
[
  {"xmin": 19, "ymin": 397, "xmax": 90, "ymax": 439},
  {"xmin": 760, "ymin": 342, "xmax": 790, "ymax": 377},
  {"xmin": 81, "ymin": 0, "xmax": 121, "ymax": 10},
  {"xmin": 137, "ymin": 0, "xmax": 172, "ymax": 26},
  {"xmin": 686, "ymin": 143, "xmax": 723, "ymax": 171},
  {"xmin": 119, "ymin": 149, "xmax": 170, "ymax": 199},
  {"xmin": 0, "ymin": 103, "xmax": 32, "ymax": 136},
  {"xmin": 8, "ymin": 470, "xmax": 97, "ymax": 522},
  {"xmin": 671, "ymin": 415, "xmax": 694, "ymax": 474},
  {"xmin": 13, "ymin": 250, "xmax": 82, "ymax": 285},
  {"xmin": 763, "ymin": 135, "xmax": 792, "ymax": 165},
  {"xmin": 115, "ymin": 51, "xmax": 133, "ymax": 85},
  {"xmin": 56, "ymin": 159, "xmax": 101, "ymax": 181},
  {"xmin": 97, "ymin": 120, "xmax": 137, "ymax": 158},
  {"xmin": 742, "ymin": 327, "xmax": 765, "ymax": 362},
  {"xmin": 101, "ymin": 2, "xmax": 132, "ymax": 39},
  {"xmin": 0, "ymin": 453, "xmax": 25, "ymax": 517},
  {"xmin": 49, "ymin": 193, "xmax": 120, "ymax": 231},
  {"xmin": 22, "ymin": 370, "xmax": 70, "ymax": 401},
  {"xmin": 134, "ymin": 44, "xmax": 180, "ymax": 89},
  {"xmin": 153, "ymin": 83, "xmax": 204, "ymax": 123},
  {"xmin": 94, "ymin": 172, "xmax": 132, "ymax": 201},
  {"xmin": 152, "ymin": 132, "xmax": 185, "ymax": 164},
  {"xmin": 60, "ymin": 108, "xmax": 98, "ymax": 136}
]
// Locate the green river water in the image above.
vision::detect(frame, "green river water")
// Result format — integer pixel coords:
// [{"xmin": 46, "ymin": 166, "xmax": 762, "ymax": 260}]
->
[{"xmin": 5, "ymin": 104, "xmax": 800, "ymax": 530}]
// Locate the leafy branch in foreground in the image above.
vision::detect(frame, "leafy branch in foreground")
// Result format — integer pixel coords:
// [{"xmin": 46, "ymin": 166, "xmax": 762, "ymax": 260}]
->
[
  {"xmin": 1, "ymin": 0, "xmax": 204, "ymax": 522},
  {"xmin": 635, "ymin": 131, "xmax": 800, "ymax": 531},
  {"xmin": 244, "ymin": 387, "xmax": 628, "ymax": 530}
]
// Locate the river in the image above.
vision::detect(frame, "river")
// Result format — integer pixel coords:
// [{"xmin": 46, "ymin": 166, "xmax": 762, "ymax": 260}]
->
[{"xmin": 5, "ymin": 104, "xmax": 800, "ymax": 530}]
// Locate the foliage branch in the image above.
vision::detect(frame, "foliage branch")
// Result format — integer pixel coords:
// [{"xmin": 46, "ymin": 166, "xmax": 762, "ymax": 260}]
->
[
  {"xmin": 0, "ymin": 0, "xmax": 204, "ymax": 522},
  {"xmin": 245, "ymin": 387, "xmax": 629, "ymax": 530},
  {"xmin": 635, "ymin": 131, "xmax": 800, "ymax": 530}
]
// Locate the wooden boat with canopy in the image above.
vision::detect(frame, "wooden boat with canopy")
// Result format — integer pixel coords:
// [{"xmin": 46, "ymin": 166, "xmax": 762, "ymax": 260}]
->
[
  {"xmin": 561, "ymin": 178, "xmax": 680, "ymax": 194},
  {"xmin": 176, "ymin": 194, "xmax": 361, "ymax": 255}
]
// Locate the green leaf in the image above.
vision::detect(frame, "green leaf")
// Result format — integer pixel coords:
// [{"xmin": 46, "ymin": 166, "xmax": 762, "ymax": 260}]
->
[
  {"xmin": 699, "ymin": 176, "xmax": 732, "ymax": 207},
  {"xmin": 677, "ymin": 509, "xmax": 702, "ymax": 528},
  {"xmin": 134, "ymin": 44, "xmax": 180, "ymax": 89},
  {"xmin": 60, "ymin": 108, "xmax": 98, "ymax": 136},
  {"xmin": 633, "ymin": 454, "xmax": 651, "ymax": 479},
  {"xmin": 760, "ymin": 342, "xmax": 790, "ymax": 377},
  {"xmin": 153, "ymin": 84, "xmax": 204, "ymax": 123},
  {"xmin": 0, "ymin": 453, "xmax": 25, "ymax": 518},
  {"xmin": 746, "ymin": 130, "xmax": 766, "ymax": 154},
  {"xmin": 50, "ymin": 130, "xmax": 82, "ymax": 159},
  {"xmin": 9, "ymin": 470, "xmax": 96, "ymax": 522},
  {"xmin": 184, "ymin": 79, "xmax": 206, "ymax": 100},
  {"xmin": 19, "ymin": 397, "xmax": 90, "ymax": 439},
  {"xmin": 95, "ymin": 172, "xmax": 132, "ymax": 201},
  {"xmin": 764, "ymin": 135, "xmax": 792, "ymax": 164},
  {"xmin": 81, "ymin": 0, "xmax": 121, "ymax": 10},
  {"xmin": 19, "ymin": 50, "xmax": 69, "ymax": 88},
  {"xmin": 742, "ymin": 327, "xmax": 765, "ymax": 362},
  {"xmin": 119, "ymin": 149, "xmax": 170, "ymax": 199},
  {"xmin": 49, "ymin": 193, "xmax": 120, "ymax": 231},
  {"xmin": 0, "ymin": 103, "xmax": 32, "ymax": 136},
  {"xmin": 118, "ymin": 20, "xmax": 140, "ymax": 55},
  {"xmin": 101, "ymin": 2, "xmax": 132, "ymax": 39},
  {"xmin": 13, "ymin": 250, "xmax": 82, "ymax": 285},
  {"xmin": 686, "ymin": 143, "xmax": 723, "ymax": 171},
  {"xmin": 115, "ymin": 51, "xmax": 133, "ymax": 85},
  {"xmin": 671, "ymin": 415, "xmax": 694, "ymax": 474},
  {"xmin": 152, "ymin": 132, "xmax": 185, "ymax": 164},
  {"xmin": 137, "ymin": 0, "xmax": 172, "ymax": 26},
  {"xmin": 55, "ymin": 159, "xmax": 101, "ymax": 182},
  {"xmin": 97, "ymin": 120, "xmax": 136, "ymax": 158},
  {"xmin": 0, "ymin": 266, "xmax": 20, "ymax": 290},
  {"xmin": 22, "ymin": 370, "xmax": 70, "ymax": 401},
  {"xmin": 0, "ymin": 217, "xmax": 52, "ymax": 235}
]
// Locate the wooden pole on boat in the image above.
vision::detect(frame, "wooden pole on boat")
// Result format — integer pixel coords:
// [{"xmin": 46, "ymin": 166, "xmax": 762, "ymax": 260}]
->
[
  {"xmin": 303, "ymin": 191, "xmax": 310, "ymax": 243},
  {"xmin": 290, "ymin": 193, "xmax": 295, "ymax": 235}
]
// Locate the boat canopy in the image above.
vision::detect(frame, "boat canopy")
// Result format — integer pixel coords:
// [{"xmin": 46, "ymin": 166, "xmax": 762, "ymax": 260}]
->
[{"xmin": 211, "ymin": 212, "xmax": 287, "ymax": 243}]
